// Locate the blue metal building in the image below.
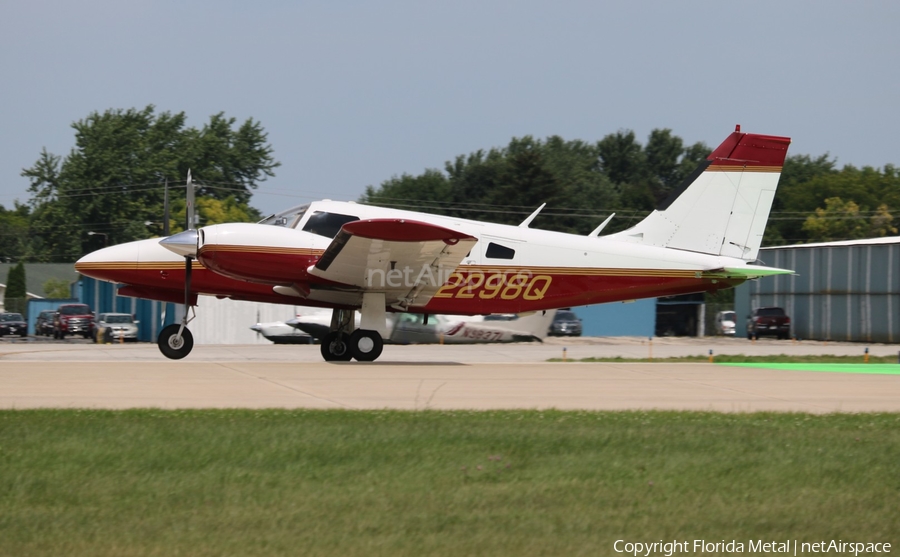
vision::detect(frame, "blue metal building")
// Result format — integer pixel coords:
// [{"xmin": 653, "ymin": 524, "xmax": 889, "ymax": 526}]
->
[{"xmin": 735, "ymin": 237, "xmax": 900, "ymax": 342}]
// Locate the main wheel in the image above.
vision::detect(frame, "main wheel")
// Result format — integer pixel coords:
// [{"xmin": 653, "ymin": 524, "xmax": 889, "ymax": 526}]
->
[
  {"xmin": 157, "ymin": 324, "xmax": 194, "ymax": 360},
  {"xmin": 349, "ymin": 329, "xmax": 383, "ymax": 362},
  {"xmin": 321, "ymin": 331, "xmax": 353, "ymax": 362}
]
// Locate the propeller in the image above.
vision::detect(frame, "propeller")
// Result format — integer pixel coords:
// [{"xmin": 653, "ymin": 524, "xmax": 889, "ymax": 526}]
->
[
  {"xmin": 163, "ymin": 178, "xmax": 170, "ymax": 236},
  {"xmin": 183, "ymin": 170, "xmax": 195, "ymax": 317},
  {"xmin": 155, "ymin": 170, "xmax": 198, "ymax": 359}
]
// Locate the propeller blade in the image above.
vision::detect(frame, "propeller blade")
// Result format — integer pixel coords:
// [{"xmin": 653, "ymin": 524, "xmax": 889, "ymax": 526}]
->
[
  {"xmin": 184, "ymin": 256, "xmax": 193, "ymax": 308},
  {"xmin": 183, "ymin": 170, "xmax": 196, "ymax": 317},
  {"xmin": 185, "ymin": 169, "xmax": 195, "ymax": 231},
  {"xmin": 163, "ymin": 179, "xmax": 170, "ymax": 236}
]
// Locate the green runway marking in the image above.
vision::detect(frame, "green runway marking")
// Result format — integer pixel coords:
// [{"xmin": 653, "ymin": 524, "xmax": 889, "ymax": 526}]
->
[{"xmin": 721, "ymin": 362, "xmax": 900, "ymax": 375}]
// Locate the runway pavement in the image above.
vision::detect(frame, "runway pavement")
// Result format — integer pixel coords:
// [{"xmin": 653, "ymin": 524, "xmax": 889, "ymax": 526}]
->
[{"xmin": 1, "ymin": 338, "xmax": 899, "ymax": 413}]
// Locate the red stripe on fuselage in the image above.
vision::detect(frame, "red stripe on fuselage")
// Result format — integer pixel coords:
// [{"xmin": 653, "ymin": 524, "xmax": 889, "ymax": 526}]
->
[
  {"xmin": 418, "ymin": 273, "xmax": 743, "ymax": 314},
  {"xmin": 198, "ymin": 247, "xmax": 321, "ymax": 285},
  {"xmin": 80, "ymin": 263, "xmax": 744, "ymax": 315}
]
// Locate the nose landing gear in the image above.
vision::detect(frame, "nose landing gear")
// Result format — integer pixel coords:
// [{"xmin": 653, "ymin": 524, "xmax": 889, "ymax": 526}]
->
[{"xmin": 158, "ymin": 323, "xmax": 194, "ymax": 360}]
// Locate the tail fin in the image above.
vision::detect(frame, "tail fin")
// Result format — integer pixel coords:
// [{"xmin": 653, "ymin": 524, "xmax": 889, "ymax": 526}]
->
[{"xmin": 609, "ymin": 126, "xmax": 791, "ymax": 261}]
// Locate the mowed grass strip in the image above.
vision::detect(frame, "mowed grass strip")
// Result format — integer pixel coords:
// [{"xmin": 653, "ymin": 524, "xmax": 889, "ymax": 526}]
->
[
  {"xmin": 550, "ymin": 354, "xmax": 900, "ymax": 364},
  {"xmin": 1, "ymin": 410, "xmax": 898, "ymax": 556}
]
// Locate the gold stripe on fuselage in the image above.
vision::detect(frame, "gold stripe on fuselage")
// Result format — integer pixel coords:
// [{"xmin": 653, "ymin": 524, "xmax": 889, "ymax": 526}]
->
[
  {"xmin": 199, "ymin": 245, "xmax": 324, "ymax": 256},
  {"xmin": 75, "ymin": 261, "xmax": 207, "ymax": 271},
  {"xmin": 456, "ymin": 266, "xmax": 700, "ymax": 278}
]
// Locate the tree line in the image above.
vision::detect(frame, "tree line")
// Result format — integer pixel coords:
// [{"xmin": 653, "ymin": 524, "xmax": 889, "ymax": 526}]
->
[
  {"xmin": 1, "ymin": 107, "xmax": 897, "ymax": 264},
  {"xmin": 2, "ymin": 106, "xmax": 278, "ymax": 263},
  {"xmin": 362, "ymin": 132, "xmax": 899, "ymax": 244}
]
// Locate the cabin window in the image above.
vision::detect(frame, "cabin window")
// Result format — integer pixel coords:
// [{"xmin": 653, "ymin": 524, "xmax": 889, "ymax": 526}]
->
[
  {"xmin": 301, "ymin": 211, "xmax": 360, "ymax": 238},
  {"xmin": 259, "ymin": 204, "xmax": 309, "ymax": 228},
  {"xmin": 485, "ymin": 242, "xmax": 515, "ymax": 260}
]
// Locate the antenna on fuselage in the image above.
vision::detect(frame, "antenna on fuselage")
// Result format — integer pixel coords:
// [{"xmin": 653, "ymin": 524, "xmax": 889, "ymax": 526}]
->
[
  {"xmin": 588, "ymin": 213, "xmax": 615, "ymax": 237},
  {"xmin": 518, "ymin": 203, "xmax": 546, "ymax": 228}
]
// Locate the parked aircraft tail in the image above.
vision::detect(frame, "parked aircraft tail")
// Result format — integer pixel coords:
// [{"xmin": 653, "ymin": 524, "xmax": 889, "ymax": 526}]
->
[{"xmin": 608, "ymin": 126, "xmax": 791, "ymax": 261}]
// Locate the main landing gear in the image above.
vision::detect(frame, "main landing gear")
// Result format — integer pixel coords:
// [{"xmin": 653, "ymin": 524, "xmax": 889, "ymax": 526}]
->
[{"xmin": 321, "ymin": 294, "xmax": 387, "ymax": 362}]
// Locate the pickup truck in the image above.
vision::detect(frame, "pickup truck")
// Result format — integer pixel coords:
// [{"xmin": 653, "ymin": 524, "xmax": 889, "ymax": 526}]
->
[
  {"xmin": 54, "ymin": 303, "xmax": 94, "ymax": 339},
  {"xmin": 746, "ymin": 307, "xmax": 791, "ymax": 340}
]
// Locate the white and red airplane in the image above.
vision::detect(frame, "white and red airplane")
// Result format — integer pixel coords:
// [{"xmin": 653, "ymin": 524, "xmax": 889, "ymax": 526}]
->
[{"xmin": 76, "ymin": 125, "xmax": 791, "ymax": 362}]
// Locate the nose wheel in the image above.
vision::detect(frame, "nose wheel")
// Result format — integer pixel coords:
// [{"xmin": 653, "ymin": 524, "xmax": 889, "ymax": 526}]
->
[{"xmin": 157, "ymin": 324, "xmax": 194, "ymax": 360}]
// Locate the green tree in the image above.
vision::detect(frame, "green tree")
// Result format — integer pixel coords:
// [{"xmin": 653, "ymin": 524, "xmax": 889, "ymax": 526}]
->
[
  {"xmin": 4, "ymin": 262, "xmax": 27, "ymax": 314},
  {"xmin": 43, "ymin": 278, "xmax": 71, "ymax": 299},
  {"xmin": 22, "ymin": 106, "xmax": 278, "ymax": 261},
  {"xmin": 0, "ymin": 203, "xmax": 32, "ymax": 263},
  {"xmin": 800, "ymin": 197, "xmax": 883, "ymax": 242},
  {"xmin": 363, "ymin": 135, "xmax": 619, "ymax": 234},
  {"xmin": 768, "ymin": 158, "xmax": 900, "ymax": 244}
]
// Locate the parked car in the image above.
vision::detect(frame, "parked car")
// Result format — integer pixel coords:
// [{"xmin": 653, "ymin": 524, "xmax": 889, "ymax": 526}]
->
[
  {"xmin": 0, "ymin": 312, "xmax": 28, "ymax": 337},
  {"xmin": 93, "ymin": 313, "xmax": 139, "ymax": 342},
  {"xmin": 35, "ymin": 310, "xmax": 57, "ymax": 336},
  {"xmin": 715, "ymin": 310, "xmax": 736, "ymax": 336},
  {"xmin": 548, "ymin": 310, "xmax": 582, "ymax": 337},
  {"xmin": 54, "ymin": 303, "xmax": 94, "ymax": 339},
  {"xmin": 746, "ymin": 307, "xmax": 791, "ymax": 339}
]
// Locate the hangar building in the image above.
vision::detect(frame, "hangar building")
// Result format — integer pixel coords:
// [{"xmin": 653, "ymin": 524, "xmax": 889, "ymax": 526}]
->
[{"xmin": 735, "ymin": 237, "xmax": 900, "ymax": 342}]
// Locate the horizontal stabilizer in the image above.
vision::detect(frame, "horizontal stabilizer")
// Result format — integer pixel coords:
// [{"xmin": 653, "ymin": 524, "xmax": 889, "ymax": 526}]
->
[{"xmin": 702, "ymin": 265, "xmax": 794, "ymax": 279}]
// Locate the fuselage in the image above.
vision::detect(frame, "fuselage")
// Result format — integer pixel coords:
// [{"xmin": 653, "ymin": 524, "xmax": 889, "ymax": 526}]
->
[{"xmin": 75, "ymin": 200, "xmax": 747, "ymax": 315}]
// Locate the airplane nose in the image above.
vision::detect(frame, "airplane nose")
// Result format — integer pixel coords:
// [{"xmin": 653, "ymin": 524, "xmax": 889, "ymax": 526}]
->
[
  {"xmin": 159, "ymin": 229, "xmax": 199, "ymax": 258},
  {"xmin": 74, "ymin": 242, "xmax": 142, "ymax": 282}
]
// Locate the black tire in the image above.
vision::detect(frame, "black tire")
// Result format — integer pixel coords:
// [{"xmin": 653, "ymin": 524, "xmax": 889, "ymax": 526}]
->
[
  {"xmin": 157, "ymin": 324, "xmax": 194, "ymax": 360},
  {"xmin": 321, "ymin": 331, "xmax": 352, "ymax": 362},
  {"xmin": 349, "ymin": 329, "xmax": 383, "ymax": 362}
]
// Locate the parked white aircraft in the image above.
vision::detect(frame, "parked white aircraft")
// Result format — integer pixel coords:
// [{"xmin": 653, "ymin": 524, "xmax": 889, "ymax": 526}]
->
[
  {"xmin": 277, "ymin": 309, "xmax": 556, "ymax": 344},
  {"xmin": 76, "ymin": 126, "xmax": 792, "ymax": 362},
  {"xmin": 249, "ymin": 321, "xmax": 314, "ymax": 344}
]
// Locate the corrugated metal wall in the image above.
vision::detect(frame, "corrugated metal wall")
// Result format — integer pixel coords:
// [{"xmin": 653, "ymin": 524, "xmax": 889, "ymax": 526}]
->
[
  {"xmin": 735, "ymin": 241, "xmax": 899, "ymax": 342},
  {"xmin": 26, "ymin": 298, "xmax": 80, "ymax": 334},
  {"xmin": 79, "ymin": 278, "xmax": 177, "ymax": 342},
  {"xmin": 78, "ymin": 276, "xmax": 306, "ymax": 344}
]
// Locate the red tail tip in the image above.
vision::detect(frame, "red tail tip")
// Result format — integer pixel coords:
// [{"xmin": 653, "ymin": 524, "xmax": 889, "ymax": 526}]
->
[{"xmin": 735, "ymin": 124, "xmax": 741, "ymax": 132}]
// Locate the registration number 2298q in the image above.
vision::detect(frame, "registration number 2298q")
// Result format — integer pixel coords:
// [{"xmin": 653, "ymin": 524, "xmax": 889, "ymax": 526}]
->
[{"xmin": 433, "ymin": 273, "xmax": 552, "ymax": 301}]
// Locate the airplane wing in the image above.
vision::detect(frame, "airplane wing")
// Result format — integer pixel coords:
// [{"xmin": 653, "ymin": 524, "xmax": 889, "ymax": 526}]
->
[{"xmin": 308, "ymin": 219, "xmax": 477, "ymax": 309}]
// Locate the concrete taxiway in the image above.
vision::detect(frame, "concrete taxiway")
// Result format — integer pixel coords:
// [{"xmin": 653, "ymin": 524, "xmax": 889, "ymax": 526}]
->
[{"xmin": 1, "ymin": 338, "xmax": 899, "ymax": 412}]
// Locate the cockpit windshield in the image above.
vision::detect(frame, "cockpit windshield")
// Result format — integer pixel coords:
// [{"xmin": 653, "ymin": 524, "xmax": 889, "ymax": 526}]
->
[
  {"xmin": 258, "ymin": 204, "xmax": 310, "ymax": 228},
  {"xmin": 301, "ymin": 211, "xmax": 360, "ymax": 238}
]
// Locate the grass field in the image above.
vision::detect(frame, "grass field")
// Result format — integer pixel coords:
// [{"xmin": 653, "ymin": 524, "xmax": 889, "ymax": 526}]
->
[
  {"xmin": 1, "ymin": 410, "xmax": 898, "ymax": 556},
  {"xmin": 550, "ymin": 354, "xmax": 900, "ymax": 365}
]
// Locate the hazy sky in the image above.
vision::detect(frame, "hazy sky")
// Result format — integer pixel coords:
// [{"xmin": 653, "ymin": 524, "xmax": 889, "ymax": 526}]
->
[{"xmin": 2, "ymin": 1, "xmax": 898, "ymax": 217}]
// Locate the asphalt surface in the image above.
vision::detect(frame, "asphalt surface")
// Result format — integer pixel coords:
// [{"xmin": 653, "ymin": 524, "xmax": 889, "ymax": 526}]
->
[{"xmin": 1, "ymin": 336, "xmax": 899, "ymax": 413}]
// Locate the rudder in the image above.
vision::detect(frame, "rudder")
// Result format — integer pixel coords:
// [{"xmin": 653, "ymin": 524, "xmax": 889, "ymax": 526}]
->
[{"xmin": 609, "ymin": 126, "xmax": 791, "ymax": 261}]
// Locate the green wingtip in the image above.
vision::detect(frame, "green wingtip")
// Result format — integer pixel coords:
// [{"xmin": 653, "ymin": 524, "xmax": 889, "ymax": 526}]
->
[{"xmin": 722, "ymin": 266, "xmax": 794, "ymax": 278}]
